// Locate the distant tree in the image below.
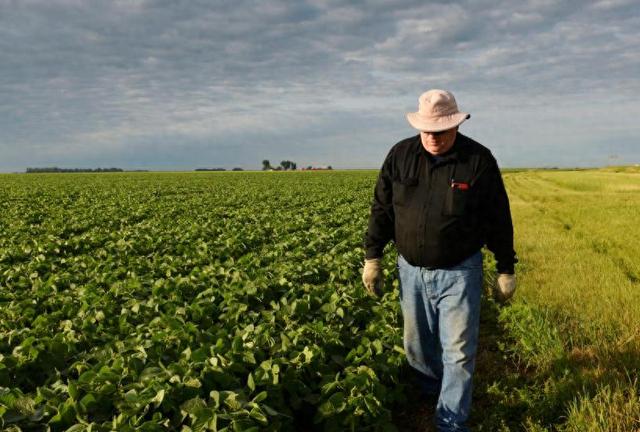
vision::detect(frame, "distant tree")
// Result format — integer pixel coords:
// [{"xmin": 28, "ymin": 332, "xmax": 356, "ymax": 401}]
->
[
  {"xmin": 278, "ymin": 160, "xmax": 297, "ymax": 170},
  {"xmin": 262, "ymin": 160, "xmax": 272, "ymax": 171},
  {"xmin": 291, "ymin": 162, "xmax": 297, "ymax": 170},
  {"xmin": 327, "ymin": 166, "xmax": 333, "ymax": 170},
  {"xmin": 232, "ymin": 167, "xmax": 244, "ymax": 171}
]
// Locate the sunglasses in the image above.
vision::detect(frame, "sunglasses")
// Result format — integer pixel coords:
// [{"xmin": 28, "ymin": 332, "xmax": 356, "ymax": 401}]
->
[{"xmin": 421, "ymin": 129, "xmax": 451, "ymax": 137}]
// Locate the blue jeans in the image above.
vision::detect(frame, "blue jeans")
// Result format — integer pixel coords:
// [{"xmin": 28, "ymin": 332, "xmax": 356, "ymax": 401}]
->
[{"xmin": 397, "ymin": 251, "xmax": 483, "ymax": 432}]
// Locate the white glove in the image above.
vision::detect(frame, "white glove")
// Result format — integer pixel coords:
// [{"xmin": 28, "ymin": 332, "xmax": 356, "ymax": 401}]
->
[
  {"xmin": 362, "ymin": 258, "xmax": 384, "ymax": 297},
  {"xmin": 496, "ymin": 273, "xmax": 516, "ymax": 302}
]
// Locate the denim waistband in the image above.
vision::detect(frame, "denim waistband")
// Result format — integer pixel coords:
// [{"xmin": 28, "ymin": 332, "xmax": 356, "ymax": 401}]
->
[{"xmin": 398, "ymin": 250, "xmax": 482, "ymax": 270}]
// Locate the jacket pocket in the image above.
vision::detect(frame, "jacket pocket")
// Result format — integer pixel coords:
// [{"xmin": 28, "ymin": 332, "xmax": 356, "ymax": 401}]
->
[
  {"xmin": 443, "ymin": 186, "xmax": 469, "ymax": 216},
  {"xmin": 392, "ymin": 177, "xmax": 418, "ymax": 207}
]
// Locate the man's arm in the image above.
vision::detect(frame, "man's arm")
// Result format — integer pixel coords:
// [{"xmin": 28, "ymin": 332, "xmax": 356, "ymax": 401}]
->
[
  {"xmin": 364, "ymin": 152, "xmax": 395, "ymax": 259},
  {"xmin": 477, "ymin": 157, "xmax": 517, "ymax": 274}
]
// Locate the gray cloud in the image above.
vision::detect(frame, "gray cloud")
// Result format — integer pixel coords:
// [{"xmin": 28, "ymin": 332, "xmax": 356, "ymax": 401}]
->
[{"xmin": 0, "ymin": 0, "xmax": 639, "ymax": 171}]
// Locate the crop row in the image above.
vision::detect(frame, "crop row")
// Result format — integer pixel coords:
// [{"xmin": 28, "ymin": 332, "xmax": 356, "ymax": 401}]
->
[{"xmin": 0, "ymin": 172, "xmax": 406, "ymax": 431}]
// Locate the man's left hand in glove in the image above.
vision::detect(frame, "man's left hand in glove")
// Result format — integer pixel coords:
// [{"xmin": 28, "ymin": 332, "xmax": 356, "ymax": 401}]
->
[{"xmin": 495, "ymin": 273, "xmax": 516, "ymax": 302}]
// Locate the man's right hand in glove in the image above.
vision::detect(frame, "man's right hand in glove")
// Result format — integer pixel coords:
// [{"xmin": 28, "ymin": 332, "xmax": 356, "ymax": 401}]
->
[{"xmin": 362, "ymin": 258, "xmax": 384, "ymax": 297}]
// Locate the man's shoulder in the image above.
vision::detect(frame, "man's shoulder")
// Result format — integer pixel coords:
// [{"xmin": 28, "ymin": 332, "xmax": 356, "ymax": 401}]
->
[
  {"xmin": 387, "ymin": 135, "xmax": 420, "ymax": 158},
  {"xmin": 457, "ymin": 133, "xmax": 497, "ymax": 168},
  {"xmin": 392, "ymin": 134, "xmax": 420, "ymax": 151},
  {"xmin": 457, "ymin": 133, "xmax": 494, "ymax": 159}
]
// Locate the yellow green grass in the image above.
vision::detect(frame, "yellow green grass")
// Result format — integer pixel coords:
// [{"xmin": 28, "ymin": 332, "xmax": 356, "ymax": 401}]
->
[{"xmin": 472, "ymin": 168, "xmax": 640, "ymax": 431}]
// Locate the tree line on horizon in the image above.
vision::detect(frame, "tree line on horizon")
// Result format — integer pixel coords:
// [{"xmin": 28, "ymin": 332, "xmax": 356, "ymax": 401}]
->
[
  {"xmin": 25, "ymin": 167, "xmax": 125, "ymax": 173},
  {"xmin": 262, "ymin": 160, "xmax": 297, "ymax": 171}
]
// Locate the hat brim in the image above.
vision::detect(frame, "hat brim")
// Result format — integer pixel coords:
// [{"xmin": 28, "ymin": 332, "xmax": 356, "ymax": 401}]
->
[{"xmin": 406, "ymin": 112, "xmax": 470, "ymax": 132}]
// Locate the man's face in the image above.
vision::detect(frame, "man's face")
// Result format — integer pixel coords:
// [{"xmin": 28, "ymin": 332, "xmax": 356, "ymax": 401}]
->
[{"xmin": 420, "ymin": 127, "xmax": 458, "ymax": 155}]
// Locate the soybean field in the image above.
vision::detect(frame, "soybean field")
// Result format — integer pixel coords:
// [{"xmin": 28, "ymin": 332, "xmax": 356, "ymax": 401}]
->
[{"xmin": 1, "ymin": 169, "xmax": 639, "ymax": 431}]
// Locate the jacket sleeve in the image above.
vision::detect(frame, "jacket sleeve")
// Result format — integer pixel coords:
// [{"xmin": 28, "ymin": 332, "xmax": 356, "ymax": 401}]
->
[
  {"xmin": 476, "ymin": 157, "xmax": 517, "ymax": 274},
  {"xmin": 364, "ymin": 151, "xmax": 395, "ymax": 259}
]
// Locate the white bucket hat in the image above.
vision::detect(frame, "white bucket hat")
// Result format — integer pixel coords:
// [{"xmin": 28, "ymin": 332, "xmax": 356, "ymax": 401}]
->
[{"xmin": 406, "ymin": 89, "xmax": 470, "ymax": 132}]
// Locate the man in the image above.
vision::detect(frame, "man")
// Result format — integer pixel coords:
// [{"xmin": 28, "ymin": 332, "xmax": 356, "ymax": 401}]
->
[{"xmin": 362, "ymin": 89, "xmax": 517, "ymax": 431}]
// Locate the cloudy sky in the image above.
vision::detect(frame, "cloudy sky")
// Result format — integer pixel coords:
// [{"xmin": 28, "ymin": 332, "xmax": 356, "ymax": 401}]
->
[{"xmin": 1, "ymin": 0, "xmax": 639, "ymax": 171}]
